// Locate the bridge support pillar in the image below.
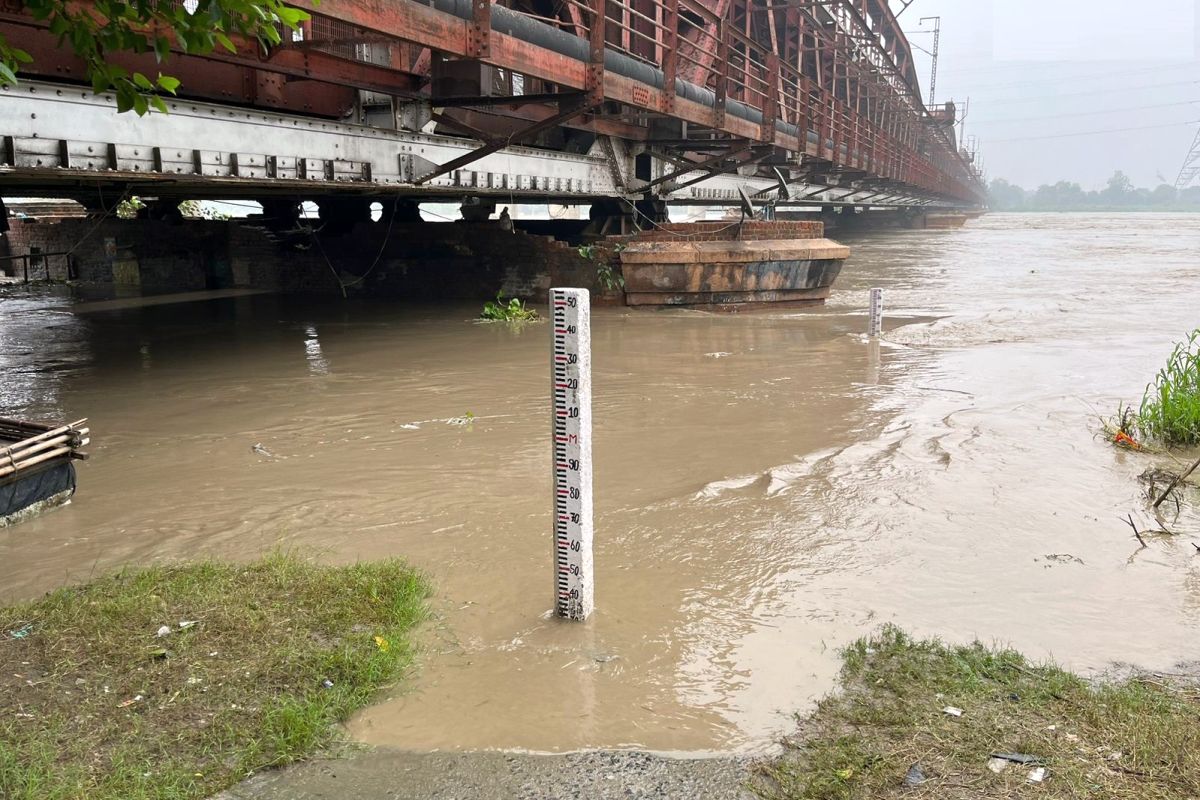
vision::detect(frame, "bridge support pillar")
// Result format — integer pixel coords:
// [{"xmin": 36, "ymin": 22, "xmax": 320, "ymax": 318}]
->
[{"xmin": 317, "ymin": 197, "xmax": 372, "ymax": 236}]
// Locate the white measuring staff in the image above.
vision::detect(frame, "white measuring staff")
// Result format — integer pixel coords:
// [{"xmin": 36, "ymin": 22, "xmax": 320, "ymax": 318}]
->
[
  {"xmin": 868, "ymin": 287, "xmax": 884, "ymax": 337},
  {"xmin": 550, "ymin": 288, "xmax": 594, "ymax": 621}
]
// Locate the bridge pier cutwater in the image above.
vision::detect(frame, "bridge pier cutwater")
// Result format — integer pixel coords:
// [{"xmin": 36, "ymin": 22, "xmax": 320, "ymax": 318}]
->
[{"xmin": 0, "ymin": 0, "xmax": 983, "ymax": 305}]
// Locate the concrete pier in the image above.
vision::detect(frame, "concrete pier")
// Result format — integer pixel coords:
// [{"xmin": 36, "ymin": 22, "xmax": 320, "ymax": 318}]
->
[{"xmin": 618, "ymin": 221, "xmax": 849, "ymax": 310}]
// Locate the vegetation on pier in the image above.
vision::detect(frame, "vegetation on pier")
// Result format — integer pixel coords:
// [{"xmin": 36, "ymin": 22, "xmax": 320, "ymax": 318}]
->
[
  {"xmin": 480, "ymin": 293, "xmax": 540, "ymax": 322},
  {"xmin": 755, "ymin": 626, "xmax": 1200, "ymax": 800},
  {"xmin": 0, "ymin": 553, "xmax": 429, "ymax": 800}
]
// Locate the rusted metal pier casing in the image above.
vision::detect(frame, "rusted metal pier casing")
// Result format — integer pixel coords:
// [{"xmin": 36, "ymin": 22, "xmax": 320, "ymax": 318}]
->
[{"xmin": 619, "ymin": 221, "xmax": 849, "ymax": 309}]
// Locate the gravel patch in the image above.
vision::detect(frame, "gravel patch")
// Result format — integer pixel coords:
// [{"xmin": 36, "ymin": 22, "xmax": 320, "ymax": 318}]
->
[{"xmin": 217, "ymin": 749, "xmax": 758, "ymax": 799}]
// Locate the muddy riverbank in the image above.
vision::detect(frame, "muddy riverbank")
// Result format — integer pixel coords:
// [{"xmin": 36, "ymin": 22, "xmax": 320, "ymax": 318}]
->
[{"xmin": 2, "ymin": 213, "xmax": 1199, "ymax": 759}]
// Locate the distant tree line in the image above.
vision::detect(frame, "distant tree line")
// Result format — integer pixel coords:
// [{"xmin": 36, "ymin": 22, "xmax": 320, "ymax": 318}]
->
[{"xmin": 988, "ymin": 171, "xmax": 1200, "ymax": 212}]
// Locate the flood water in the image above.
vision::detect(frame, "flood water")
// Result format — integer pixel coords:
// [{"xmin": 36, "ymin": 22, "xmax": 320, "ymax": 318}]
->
[{"xmin": 2, "ymin": 212, "xmax": 1199, "ymax": 754}]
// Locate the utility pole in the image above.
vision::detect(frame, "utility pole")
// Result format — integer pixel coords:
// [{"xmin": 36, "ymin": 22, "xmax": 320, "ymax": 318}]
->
[
  {"xmin": 919, "ymin": 16, "xmax": 940, "ymax": 107},
  {"xmin": 1176, "ymin": 126, "xmax": 1200, "ymax": 190}
]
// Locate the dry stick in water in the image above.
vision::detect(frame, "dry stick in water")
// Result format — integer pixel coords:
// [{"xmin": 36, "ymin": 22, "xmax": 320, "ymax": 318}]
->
[
  {"xmin": 1153, "ymin": 455, "xmax": 1200, "ymax": 510},
  {"xmin": 1125, "ymin": 514, "xmax": 1148, "ymax": 548}
]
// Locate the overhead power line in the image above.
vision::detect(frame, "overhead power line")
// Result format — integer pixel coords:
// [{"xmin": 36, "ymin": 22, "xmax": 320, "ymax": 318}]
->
[
  {"xmin": 979, "ymin": 80, "xmax": 1200, "ymax": 104},
  {"xmin": 944, "ymin": 62, "xmax": 1198, "ymax": 90},
  {"xmin": 986, "ymin": 118, "xmax": 1200, "ymax": 143},
  {"xmin": 973, "ymin": 99, "xmax": 1200, "ymax": 124}
]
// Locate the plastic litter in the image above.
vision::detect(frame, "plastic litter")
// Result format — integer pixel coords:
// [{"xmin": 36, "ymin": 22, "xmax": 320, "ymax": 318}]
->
[
  {"xmin": 904, "ymin": 763, "xmax": 927, "ymax": 786},
  {"xmin": 155, "ymin": 625, "xmax": 171, "ymax": 638},
  {"xmin": 321, "ymin": 679, "xmax": 334, "ymax": 689},
  {"xmin": 8, "ymin": 623, "xmax": 33, "ymax": 639},
  {"xmin": 118, "ymin": 694, "xmax": 145, "ymax": 708},
  {"xmin": 1113, "ymin": 431, "xmax": 1140, "ymax": 449},
  {"xmin": 178, "ymin": 620, "xmax": 199, "ymax": 630},
  {"xmin": 942, "ymin": 706, "xmax": 963, "ymax": 717},
  {"xmin": 1027, "ymin": 767, "xmax": 1047, "ymax": 783}
]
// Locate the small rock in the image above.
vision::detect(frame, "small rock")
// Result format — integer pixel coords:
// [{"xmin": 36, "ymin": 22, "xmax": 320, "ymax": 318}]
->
[
  {"xmin": 1027, "ymin": 767, "xmax": 1047, "ymax": 783},
  {"xmin": 155, "ymin": 625, "xmax": 171, "ymax": 638},
  {"xmin": 904, "ymin": 763, "xmax": 927, "ymax": 786},
  {"xmin": 986, "ymin": 758, "xmax": 1009, "ymax": 774}
]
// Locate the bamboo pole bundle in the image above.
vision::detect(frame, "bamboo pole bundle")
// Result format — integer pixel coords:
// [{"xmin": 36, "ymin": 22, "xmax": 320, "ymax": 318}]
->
[{"xmin": 0, "ymin": 417, "xmax": 90, "ymax": 484}]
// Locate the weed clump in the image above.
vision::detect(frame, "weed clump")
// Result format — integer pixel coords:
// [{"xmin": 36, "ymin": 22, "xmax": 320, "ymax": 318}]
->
[
  {"xmin": 480, "ymin": 292, "xmax": 539, "ymax": 321},
  {"xmin": 1138, "ymin": 329, "xmax": 1200, "ymax": 446}
]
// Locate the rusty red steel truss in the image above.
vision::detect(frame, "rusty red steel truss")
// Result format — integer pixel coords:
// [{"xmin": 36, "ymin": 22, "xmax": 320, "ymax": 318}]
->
[{"xmin": 0, "ymin": 0, "xmax": 984, "ymax": 205}]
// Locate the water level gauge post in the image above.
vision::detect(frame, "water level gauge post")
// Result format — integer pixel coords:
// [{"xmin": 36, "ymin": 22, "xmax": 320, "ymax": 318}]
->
[
  {"xmin": 868, "ymin": 287, "xmax": 884, "ymax": 337},
  {"xmin": 550, "ymin": 287, "xmax": 593, "ymax": 621}
]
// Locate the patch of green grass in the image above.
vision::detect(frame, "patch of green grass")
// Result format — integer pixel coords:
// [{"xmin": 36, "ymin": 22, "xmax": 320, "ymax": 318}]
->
[
  {"xmin": 1138, "ymin": 329, "xmax": 1200, "ymax": 446},
  {"xmin": 754, "ymin": 626, "xmax": 1200, "ymax": 800},
  {"xmin": 480, "ymin": 292, "xmax": 539, "ymax": 321},
  {"xmin": 0, "ymin": 553, "xmax": 430, "ymax": 800}
]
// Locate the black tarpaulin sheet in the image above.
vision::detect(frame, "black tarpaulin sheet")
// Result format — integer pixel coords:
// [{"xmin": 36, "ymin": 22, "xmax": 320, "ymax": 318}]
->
[{"xmin": 0, "ymin": 461, "xmax": 76, "ymax": 519}]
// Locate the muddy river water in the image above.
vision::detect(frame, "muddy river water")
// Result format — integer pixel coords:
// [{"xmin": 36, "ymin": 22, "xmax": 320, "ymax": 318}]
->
[{"xmin": 2, "ymin": 212, "xmax": 1199, "ymax": 755}]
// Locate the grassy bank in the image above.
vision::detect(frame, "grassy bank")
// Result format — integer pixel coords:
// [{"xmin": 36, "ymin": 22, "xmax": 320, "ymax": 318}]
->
[
  {"xmin": 756, "ymin": 627, "xmax": 1200, "ymax": 800},
  {"xmin": 0, "ymin": 553, "xmax": 430, "ymax": 800}
]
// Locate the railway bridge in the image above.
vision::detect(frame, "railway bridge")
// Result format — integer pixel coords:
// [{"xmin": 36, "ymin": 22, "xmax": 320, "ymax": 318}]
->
[
  {"xmin": 0, "ymin": 0, "xmax": 984, "ymax": 306},
  {"xmin": 0, "ymin": 0, "xmax": 981, "ymax": 210}
]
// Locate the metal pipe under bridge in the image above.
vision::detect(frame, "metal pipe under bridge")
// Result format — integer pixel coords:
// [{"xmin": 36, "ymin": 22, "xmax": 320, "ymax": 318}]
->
[{"xmin": 0, "ymin": 0, "xmax": 985, "ymax": 211}]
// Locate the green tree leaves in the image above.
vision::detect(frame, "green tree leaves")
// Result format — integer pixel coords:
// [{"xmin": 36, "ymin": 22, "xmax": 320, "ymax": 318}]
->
[{"xmin": 0, "ymin": 0, "xmax": 312, "ymax": 115}]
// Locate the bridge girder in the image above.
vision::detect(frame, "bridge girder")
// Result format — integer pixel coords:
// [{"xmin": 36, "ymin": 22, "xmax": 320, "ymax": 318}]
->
[{"xmin": 0, "ymin": 0, "xmax": 985, "ymax": 207}]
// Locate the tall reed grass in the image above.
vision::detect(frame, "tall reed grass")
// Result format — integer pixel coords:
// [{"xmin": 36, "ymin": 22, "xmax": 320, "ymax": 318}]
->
[{"xmin": 1138, "ymin": 329, "xmax": 1200, "ymax": 446}]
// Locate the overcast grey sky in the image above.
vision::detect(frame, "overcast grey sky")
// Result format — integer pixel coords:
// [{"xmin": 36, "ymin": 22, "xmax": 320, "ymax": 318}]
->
[{"xmin": 896, "ymin": 0, "xmax": 1200, "ymax": 189}]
